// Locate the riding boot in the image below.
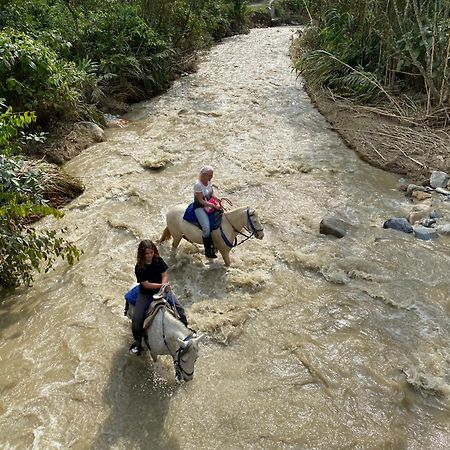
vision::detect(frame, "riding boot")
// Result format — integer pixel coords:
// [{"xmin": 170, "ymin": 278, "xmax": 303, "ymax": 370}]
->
[{"xmin": 203, "ymin": 236, "xmax": 217, "ymax": 258}]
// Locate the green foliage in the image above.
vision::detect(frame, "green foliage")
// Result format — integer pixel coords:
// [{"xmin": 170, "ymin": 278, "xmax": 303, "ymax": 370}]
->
[
  {"xmin": 0, "ymin": 29, "xmax": 89, "ymax": 120},
  {"xmin": 0, "ymin": 109, "xmax": 81, "ymax": 288},
  {"xmin": 77, "ymin": 4, "xmax": 172, "ymax": 99},
  {"xmin": 294, "ymin": 1, "xmax": 450, "ymax": 105},
  {"xmin": 0, "ymin": 0, "xmax": 251, "ymax": 119}
]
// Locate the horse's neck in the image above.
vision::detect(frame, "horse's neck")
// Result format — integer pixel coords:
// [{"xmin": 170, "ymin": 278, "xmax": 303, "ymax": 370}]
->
[
  {"xmin": 223, "ymin": 207, "xmax": 247, "ymax": 237},
  {"xmin": 160, "ymin": 310, "xmax": 189, "ymax": 352}
]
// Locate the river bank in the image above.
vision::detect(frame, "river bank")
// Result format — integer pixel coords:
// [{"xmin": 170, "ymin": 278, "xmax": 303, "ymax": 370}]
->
[{"xmin": 291, "ymin": 34, "xmax": 450, "ymax": 185}]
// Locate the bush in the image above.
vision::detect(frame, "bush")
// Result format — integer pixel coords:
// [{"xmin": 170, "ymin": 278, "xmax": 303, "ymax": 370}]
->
[
  {"xmin": 0, "ymin": 107, "xmax": 81, "ymax": 288},
  {"xmin": 0, "ymin": 29, "xmax": 89, "ymax": 121},
  {"xmin": 77, "ymin": 5, "xmax": 172, "ymax": 100}
]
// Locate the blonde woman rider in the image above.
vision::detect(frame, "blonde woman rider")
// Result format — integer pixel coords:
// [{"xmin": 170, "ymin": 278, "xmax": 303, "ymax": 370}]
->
[{"xmin": 193, "ymin": 165, "xmax": 222, "ymax": 258}]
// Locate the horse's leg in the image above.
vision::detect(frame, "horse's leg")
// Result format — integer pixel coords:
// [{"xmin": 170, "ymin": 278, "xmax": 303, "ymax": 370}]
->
[
  {"xmin": 219, "ymin": 248, "xmax": 231, "ymax": 266},
  {"xmin": 171, "ymin": 234, "xmax": 182, "ymax": 250}
]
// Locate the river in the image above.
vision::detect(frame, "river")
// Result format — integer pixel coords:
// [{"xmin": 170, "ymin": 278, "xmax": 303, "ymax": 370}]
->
[{"xmin": 1, "ymin": 27, "xmax": 449, "ymax": 450}]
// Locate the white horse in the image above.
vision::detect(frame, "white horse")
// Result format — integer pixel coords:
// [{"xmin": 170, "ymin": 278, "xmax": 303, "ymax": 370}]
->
[
  {"xmin": 127, "ymin": 303, "xmax": 204, "ymax": 382},
  {"xmin": 159, "ymin": 205, "xmax": 264, "ymax": 266}
]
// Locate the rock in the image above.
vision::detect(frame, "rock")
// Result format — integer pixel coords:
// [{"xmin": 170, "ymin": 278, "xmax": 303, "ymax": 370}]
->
[
  {"xmin": 106, "ymin": 118, "xmax": 129, "ymax": 129},
  {"xmin": 430, "ymin": 171, "xmax": 450, "ymax": 188},
  {"xmin": 421, "ymin": 218, "xmax": 436, "ymax": 227},
  {"xmin": 430, "ymin": 209, "xmax": 444, "ymax": 219},
  {"xmin": 436, "ymin": 223, "xmax": 450, "ymax": 236},
  {"xmin": 413, "ymin": 226, "xmax": 438, "ymax": 240},
  {"xmin": 383, "ymin": 218, "xmax": 413, "ymax": 234},
  {"xmin": 408, "ymin": 206, "xmax": 431, "ymax": 224},
  {"xmin": 435, "ymin": 187, "xmax": 450, "ymax": 196},
  {"xmin": 319, "ymin": 217, "xmax": 350, "ymax": 238},
  {"xmin": 141, "ymin": 158, "xmax": 171, "ymax": 170},
  {"xmin": 406, "ymin": 184, "xmax": 427, "ymax": 195},
  {"xmin": 74, "ymin": 121, "xmax": 105, "ymax": 143},
  {"xmin": 412, "ymin": 190, "xmax": 432, "ymax": 201}
]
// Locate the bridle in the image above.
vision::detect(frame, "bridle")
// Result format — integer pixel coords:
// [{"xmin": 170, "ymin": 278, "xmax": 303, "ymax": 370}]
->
[
  {"xmin": 220, "ymin": 208, "xmax": 264, "ymax": 248},
  {"xmin": 161, "ymin": 309, "xmax": 195, "ymax": 381}
]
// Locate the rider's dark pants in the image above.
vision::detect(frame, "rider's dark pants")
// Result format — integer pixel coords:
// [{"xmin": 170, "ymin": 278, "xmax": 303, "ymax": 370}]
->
[
  {"xmin": 131, "ymin": 292, "xmax": 188, "ymax": 343},
  {"xmin": 131, "ymin": 292, "xmax": 152, "ymax": 343}
]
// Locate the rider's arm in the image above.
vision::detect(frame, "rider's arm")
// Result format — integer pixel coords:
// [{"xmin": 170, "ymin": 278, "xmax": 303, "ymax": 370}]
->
[
  {"xmin": 195, "ymin": 191, "xmax": 217, "ymax": 209},
  {"xmin": 140, "ymin": 280, "xmax": 164, "ymax": 290},
  {"xmin": 139, "ymin": 272, "xmax": 170, "ymax": 291}
]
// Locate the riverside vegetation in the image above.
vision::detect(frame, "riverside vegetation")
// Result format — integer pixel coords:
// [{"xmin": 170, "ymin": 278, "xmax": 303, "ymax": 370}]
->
[
  {"xmin": 0, "ymin": 0, "xmax": 248, "ymax": 288},
  {"xmin": 286, "ymin": 0, "xmax": 450, "ymax": 182}
]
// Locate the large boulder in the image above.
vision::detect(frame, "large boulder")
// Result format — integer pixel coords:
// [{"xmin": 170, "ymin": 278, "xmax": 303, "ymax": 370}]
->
[
  {"xmin": 430, "ymin": 171, "xmax": 450, "ymax": 189},
  {"xmin": 383, "ymin": 218, "xmax": 413, "ymax": 234},
  {"xmin": 319, "ymin": 217, "xmax": 350, "ymax": 238}
]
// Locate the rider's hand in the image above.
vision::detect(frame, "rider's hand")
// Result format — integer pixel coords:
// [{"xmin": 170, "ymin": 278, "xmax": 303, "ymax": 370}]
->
[{"xmin": 164, "ymin": 283, "xmax": 171, "ymax": 292}]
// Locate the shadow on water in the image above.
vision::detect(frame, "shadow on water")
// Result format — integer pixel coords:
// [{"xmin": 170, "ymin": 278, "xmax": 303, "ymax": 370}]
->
[
  {"xmin": 0, "ymin": 291, "xmax": 35, "ymax": 338},
  {"xmin": 93, "ymin": 341, "xmax": 181, "ymax": 450}
]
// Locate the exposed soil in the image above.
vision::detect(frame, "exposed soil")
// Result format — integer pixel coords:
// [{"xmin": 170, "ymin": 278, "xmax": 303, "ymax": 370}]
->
[
  {"xmin": 290, "ymin": 35, "xmax": 450, "ymax": 185},
  {"xmin": 302, "ymin": 85, "xmax": 450, "ymax": 184}
]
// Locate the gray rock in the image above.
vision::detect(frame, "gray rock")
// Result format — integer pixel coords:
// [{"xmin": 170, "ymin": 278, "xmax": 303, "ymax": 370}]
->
[
  {"xmin": 406, "ymin": 184, "xmax": 427, "ymax": 195},
  {"xmin": 319, "ymin": 217, "xmax": 350, "ymax": 238},
  {"xmin": 421, "ymin": 218, "xmax": 436, "ymax": 227},
  {"xmin": 435, "ymin": 187, "xmax": 450, "ymax": 195},
  {"xmin": 75, "ymin": 121, "xmax": 105, "ymax": 143},
  {"xmin": 430, "ymin": 209, "xmax": 444, "ymax": 219},
  {"xmin": 436, "ymin": 223, "xmax": 450, "ymax": 236},
  {"xmin": 383, "ymin": 218, "xmax": 413, "ymax": 233},
  {"xmin": 430, "ymin": 171, "xmax": 450, "ymax": 188},
  {"xmin": 413, "ymin": 226, "xmax": 438, "ymax": 240}
]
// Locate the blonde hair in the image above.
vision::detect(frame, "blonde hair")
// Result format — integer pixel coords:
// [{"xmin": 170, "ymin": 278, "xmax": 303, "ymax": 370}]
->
[{"xmin": 199, "ymin": 165, "xmax": 213, "ymax": 176}]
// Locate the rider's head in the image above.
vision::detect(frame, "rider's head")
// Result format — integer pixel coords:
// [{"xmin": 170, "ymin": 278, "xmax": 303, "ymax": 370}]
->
[
  {"xmin": 137, "ymin": 240, "xmax": 160, "ymax": 267},
  {"xmin": 199, "ymin": 165, "xmax": 214, "ymax": 182}
]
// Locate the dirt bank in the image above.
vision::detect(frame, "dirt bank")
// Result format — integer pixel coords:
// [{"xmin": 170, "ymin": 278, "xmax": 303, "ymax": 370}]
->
[
  {"xmin": 290, "ymin": 39, "xmax": 450, "ymax": 185},
  {"xmin": 302, "ymin": 85, "xmax": 450, "ymax": 184}
]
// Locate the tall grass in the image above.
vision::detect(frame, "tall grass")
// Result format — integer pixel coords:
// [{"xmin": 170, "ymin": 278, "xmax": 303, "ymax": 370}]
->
[{"xmin": 294, "ymin": 0, "xmax": 450, "ymax": 110}]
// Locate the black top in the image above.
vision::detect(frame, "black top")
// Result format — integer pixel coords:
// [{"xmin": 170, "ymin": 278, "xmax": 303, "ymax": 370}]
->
[{"xmin": 135, "ymin": 257, "xmax": 168, "ymax": 296}]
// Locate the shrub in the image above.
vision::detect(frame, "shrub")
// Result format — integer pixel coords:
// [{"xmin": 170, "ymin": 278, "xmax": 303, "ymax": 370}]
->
[
  {"xmin": 78, "ymin": 5, "xmax": 172, "ymax": 100},
  {"xmin": 0, "ymin": 107, "xmax": 81, "ymax": 288},
  {"xmin": 0, "ymin": 29, "xmax": 88, "ymax": 121}
]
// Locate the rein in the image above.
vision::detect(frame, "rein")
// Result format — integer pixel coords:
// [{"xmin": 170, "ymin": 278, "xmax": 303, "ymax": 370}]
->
[
  {"xmin": 220, "ymin": 208, "xmax": 263, "ymax": 248},
  {"xmin": 162, "ymin": 308, "xmax": 194, "ymax": 380}
]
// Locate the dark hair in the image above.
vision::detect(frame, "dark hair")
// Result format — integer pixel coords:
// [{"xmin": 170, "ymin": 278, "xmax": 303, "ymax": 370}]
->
[{"xmin": 136, "ymin": 240, "xmax": 160, "ymax": 267}]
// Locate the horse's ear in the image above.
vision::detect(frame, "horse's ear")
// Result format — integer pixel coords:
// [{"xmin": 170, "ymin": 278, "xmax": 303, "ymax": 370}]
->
[
  {"xmin": 193, "ymin": 334, "xmax": 206, "ymax": 344},
  {"xmin": 177, "ymin": 338, "xmax": 189, "ymax": 349}
]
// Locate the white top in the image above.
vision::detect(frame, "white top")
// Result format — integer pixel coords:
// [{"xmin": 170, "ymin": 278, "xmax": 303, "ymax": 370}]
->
[{"xmin": 194, "ymin": 180, "xmax": 213, "ymax": 201}]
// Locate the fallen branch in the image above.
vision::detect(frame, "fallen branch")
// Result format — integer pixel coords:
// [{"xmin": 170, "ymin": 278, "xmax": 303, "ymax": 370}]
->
[{"xmin": 367, "ymin": 141, "xmax": 387, "ymax": 161}]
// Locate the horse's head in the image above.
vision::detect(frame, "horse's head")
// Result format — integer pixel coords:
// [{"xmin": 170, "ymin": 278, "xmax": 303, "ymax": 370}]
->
[
  {"xmin": 248, "ymin": 209, "xmax": 264, "ymax": 240},
  {"xmin": 175, "ymin": 334, "xmax": 205, "ymax": 382}
]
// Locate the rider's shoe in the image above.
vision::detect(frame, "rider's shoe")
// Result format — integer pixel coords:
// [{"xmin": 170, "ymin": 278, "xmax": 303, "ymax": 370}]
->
[
  {"xmin": 129, "ymin": 342, "xmax": 143, "ymax": 355},
  {"xmin": 203, "ymin": 236, "xmax": 217, "ymax": 259}
]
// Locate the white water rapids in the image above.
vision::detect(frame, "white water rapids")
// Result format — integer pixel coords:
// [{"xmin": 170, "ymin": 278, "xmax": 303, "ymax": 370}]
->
[{"xmin": 1, "ymin": 27, "xmax": 449, "ymax": 449}]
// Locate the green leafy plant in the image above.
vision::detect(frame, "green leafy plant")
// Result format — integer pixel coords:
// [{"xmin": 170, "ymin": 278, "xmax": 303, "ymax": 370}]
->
[
  {"xmin": 0, "ymin": 107, "xmax": 82, "ymax": 288},
  {"xmin": 0, "ymin": 29, "xmax": 88, "ymax": 121}
]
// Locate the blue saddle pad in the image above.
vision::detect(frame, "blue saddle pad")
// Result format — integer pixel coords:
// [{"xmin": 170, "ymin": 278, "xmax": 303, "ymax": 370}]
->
[
  {"xmin": 124, "ymin": 284, "xmax": 140, "ymax": 305},
  {"xmin": 183, "ymin": 203, "xmax": 222, "ymax": 230}
]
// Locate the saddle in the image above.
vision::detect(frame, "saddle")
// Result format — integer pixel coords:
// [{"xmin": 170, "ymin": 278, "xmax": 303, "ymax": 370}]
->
[
  {"xmin": 143, "ymin": 299, "xmax": 176, "ymax": 330},
  {"xmin": 182, "ymin": 203, "xmax": 222, "ymax": 230}
]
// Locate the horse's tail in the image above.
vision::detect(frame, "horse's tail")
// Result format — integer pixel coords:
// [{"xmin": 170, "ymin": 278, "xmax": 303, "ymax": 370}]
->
[{"xmin": 158, "ymin": 226, "xmax": 171, "ymax": 244}]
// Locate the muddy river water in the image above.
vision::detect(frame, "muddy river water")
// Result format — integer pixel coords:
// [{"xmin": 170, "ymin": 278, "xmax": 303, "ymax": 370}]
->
[{"xmin": 1, "ymin": 27, "xmax": 449, "ymax": 449}]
